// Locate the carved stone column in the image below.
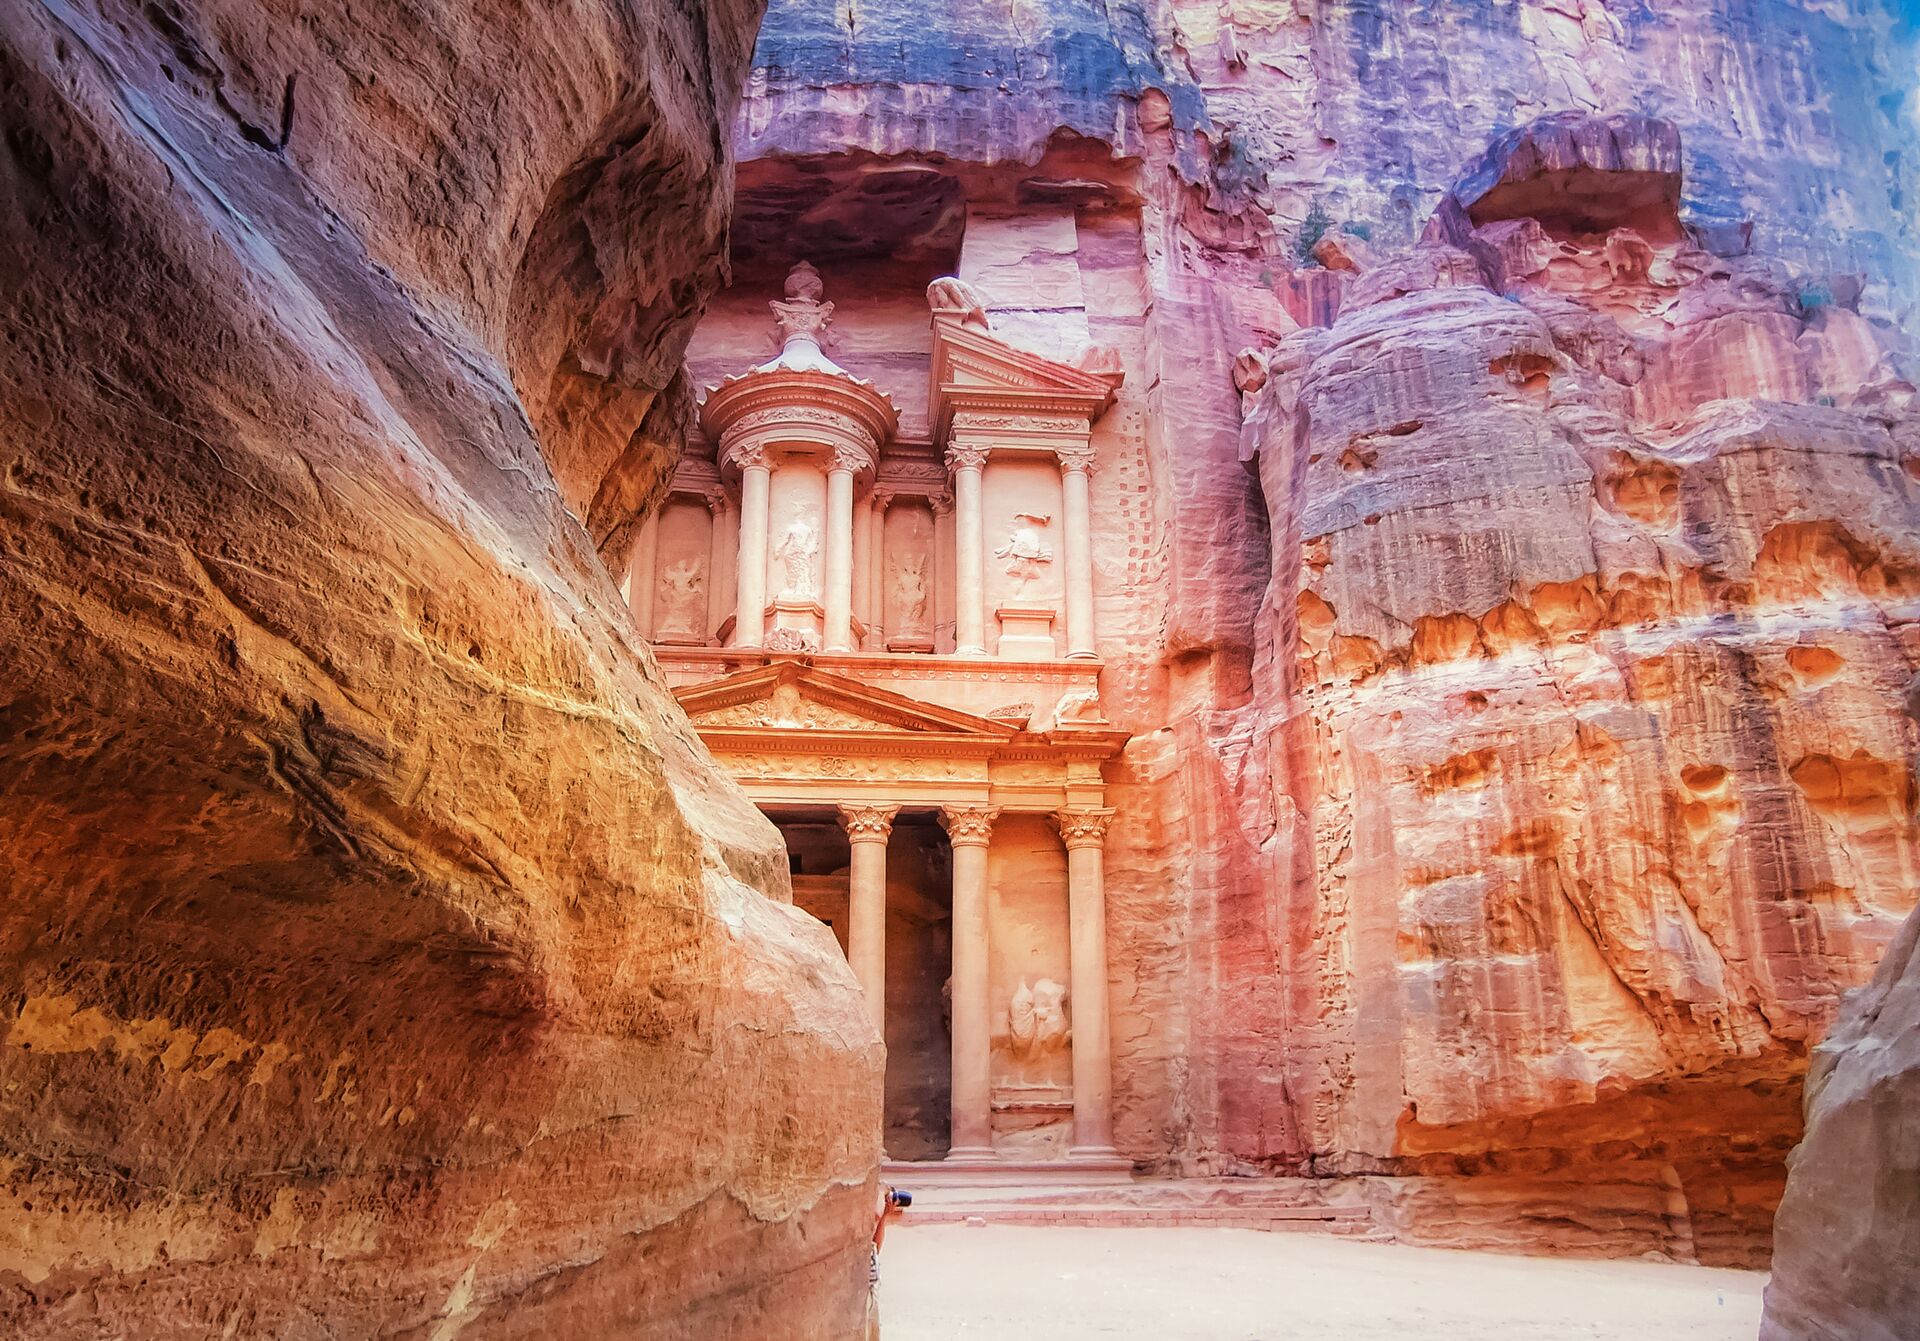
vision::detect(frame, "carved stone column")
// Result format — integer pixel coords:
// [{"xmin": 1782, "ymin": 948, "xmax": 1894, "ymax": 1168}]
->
[
  {"xmin": 732, "ymin": 446, "xmax": 771, "ymax": 648},
  {"xmin": 941, "ymin": 804, "xmax": 999, "ymax": 1160},
  {"xmin": 824, "ymin": 445, "xmax": 860, "ymax": 653},
  {"xmin": 931, "ymin": 492, "xmax": 955, "ymax": 654},
  {"xmin": 852, "ymin": 486, "xmax": 872, "ymax": 638},
  {"xmin": 840, "ymin": 803, "xmax": 897, "ymax": 1030},
  {"xmin": 947, "ymin": 445, "xmax": 988, "ymax": 657},
  {"xmin": 702, "ymin": 488, "xmax": 729, "ymax": 645},
  {"xmin": 628, "ymin": 507, "xmax": 660, "ymax": 635},
  {"xmin": 1055, "ymin": 807, "xmax": 1119, "ymax": 1158},
  {"xmin": 1059, "ymin": 447, "xmax": 1097, "ymax": 659},
  {"xmin": 868, "ymin": 489, "xmax": 894, "ymax": 651}
]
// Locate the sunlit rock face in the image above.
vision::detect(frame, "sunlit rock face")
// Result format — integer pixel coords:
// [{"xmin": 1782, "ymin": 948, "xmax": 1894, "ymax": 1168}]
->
[
  {"xmin": 0, "ymin": 0, "xmax": 881, "ymax": 1335},
  {"xmin": 727, "ymin": 0, "xmax": 1917, "ymax": 1269},
  {"xmin": 1245, "ymin": 111, "xmax": 1919, "ymax": 1267}
]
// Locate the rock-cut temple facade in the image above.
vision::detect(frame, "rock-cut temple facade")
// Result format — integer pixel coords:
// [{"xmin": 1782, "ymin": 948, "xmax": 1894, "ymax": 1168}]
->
[{"xmin": 630, "ymin": 259, "xmax": 1135, "ymax": 1165}]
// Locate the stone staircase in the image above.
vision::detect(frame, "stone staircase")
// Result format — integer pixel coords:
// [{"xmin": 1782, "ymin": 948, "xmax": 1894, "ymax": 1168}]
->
[{"xmin": 880, "ymin": 1165, "xmax": 1376, "ymax": 1235}]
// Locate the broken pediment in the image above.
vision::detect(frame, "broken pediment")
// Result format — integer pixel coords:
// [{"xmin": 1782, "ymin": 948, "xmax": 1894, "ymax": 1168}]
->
[{"xmin": 928, "ymin": 316, "xmax": 1122, "ymax": 440}]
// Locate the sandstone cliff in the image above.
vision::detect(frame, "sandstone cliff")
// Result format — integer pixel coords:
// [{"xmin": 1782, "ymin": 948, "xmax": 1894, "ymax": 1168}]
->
[
  {"xmin": 731, "ymin": 0, "xmax": 1919, "ymax": 1266},
  {"xmin": 1243, "ymin": 111, "xmax": 1919, "ymax": 1266},
  {"xmin": 0, "ymin": 1, "xmax": 881, "ymax": 1335}
]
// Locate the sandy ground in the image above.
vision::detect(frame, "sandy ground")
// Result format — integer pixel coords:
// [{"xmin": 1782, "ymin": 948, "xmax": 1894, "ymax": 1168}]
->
[{"xmin": 877, "ymin": 1225, "xmax": 1766, "ymax": 1340}]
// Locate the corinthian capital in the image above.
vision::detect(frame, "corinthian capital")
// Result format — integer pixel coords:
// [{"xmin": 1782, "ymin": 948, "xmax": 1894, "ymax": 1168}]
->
[
  {"xmin": 722, "ymin": 440, "xmax": 769, "ymax": 473},
  {"xmin": 940, "ymin": 805, "xmax": 1000, "ymax": 847},
  {"xmin": 839, "ymin": 803, "xmax": 899, "ymax": 841},
  {"xmin": 1052, "ymin": 807, "xmax": 1114, "ymax": 849},
  {"xmin": 830, "ymin": 443, "xmax": 872, "ymax": 475},
  {"xmin": 945, "ymin": 444, "xmax": 989, "ymax": 474},
  {"xmin": 1056, "ymin": 445, "xmax": 1096, "ymax": 476}
]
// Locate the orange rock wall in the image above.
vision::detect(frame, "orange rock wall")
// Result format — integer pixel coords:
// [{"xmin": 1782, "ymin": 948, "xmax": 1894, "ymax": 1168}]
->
[
  {"xmin": 0, "ymin": 0, "xmax": 883, "ymax": 1334},
  {"xmin": 1243, "ymin": 144, "xmax": 1920, "ymax": 1261}
]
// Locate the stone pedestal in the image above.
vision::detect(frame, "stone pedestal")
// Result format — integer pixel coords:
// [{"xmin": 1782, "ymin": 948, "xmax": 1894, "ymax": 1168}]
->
[
  {"xmin": 996, "ymin": 605, "xmax": 1058, "ymax": 660},
  {"xmin": 768, "ymin": 597, "xmax": 824, "ymax": 652}
]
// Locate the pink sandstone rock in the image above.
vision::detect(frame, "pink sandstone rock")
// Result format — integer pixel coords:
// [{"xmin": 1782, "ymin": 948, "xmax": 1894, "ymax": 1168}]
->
[
  {"xmin": 708, "ymin": 0, "xmax": 1920, "ymax": 1264},
  {"xmin": 0, "ymin": 0, "xmax": 880, "ymax": 1334},
  {"xmin": 1760, "ymin": 678, "xmax": 1920, "ymax": 1339}
]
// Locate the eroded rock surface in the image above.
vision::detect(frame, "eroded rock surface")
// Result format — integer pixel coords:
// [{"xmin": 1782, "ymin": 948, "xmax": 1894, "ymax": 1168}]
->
[
  {"xmin": 1243, "ymin": 113, "xmax": 1919, "ymax": 1267},
  {"xmin": 1761, "ymin": 680, "xmax": 1920, "ymax": 1339},
  {"xmin": 0, "ymin": 0, "xmax": 881, "ymax": 1335}
]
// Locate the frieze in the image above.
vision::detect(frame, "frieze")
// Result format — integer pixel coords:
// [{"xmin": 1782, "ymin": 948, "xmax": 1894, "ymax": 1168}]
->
[
  {"xmin": 951, "ymin": 411, "xmax": 1090, "ymax": 434},
  {"xmin": 720, "ymin": 753, "xmax": 984, "ymax": 782}
]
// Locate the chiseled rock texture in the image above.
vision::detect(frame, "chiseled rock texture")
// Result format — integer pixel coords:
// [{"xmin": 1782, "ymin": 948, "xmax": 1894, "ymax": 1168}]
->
[{"xmin": 0, "ymin": 0, "xmax": 881, "ymax": 1336}]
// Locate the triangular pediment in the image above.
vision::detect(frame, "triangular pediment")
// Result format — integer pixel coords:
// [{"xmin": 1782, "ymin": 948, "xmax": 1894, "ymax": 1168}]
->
[
  {"xmin": 675, "ymin": 662, "xmax": 1021, "ymax": 737},
  {"xmin": 933, "ymin": 322, "xmax": 1120, "ymax": 396},
  {"xmin": 928, "ymin": 320, "xmax": 1121, "ymax": 437}
]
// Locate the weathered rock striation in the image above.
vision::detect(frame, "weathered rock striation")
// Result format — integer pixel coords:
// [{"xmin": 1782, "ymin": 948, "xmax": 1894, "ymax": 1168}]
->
[
  {"xmin": 1761, "ymin": 676, "xmax": 1920, "ymax": 1339},
  {"xmin": 1243, "ymin": 110, "xmax": 1920, "ymax": 1266},
  {"xmin": 0, "ymin": 0, "xmax": 881, "ymax": 1335}
]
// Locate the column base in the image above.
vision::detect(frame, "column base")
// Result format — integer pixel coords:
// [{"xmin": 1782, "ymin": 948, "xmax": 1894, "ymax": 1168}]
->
[
  {"xmin": 1066, "ymin": 648, "xmax": 1098, "ymax": 660},
  {"xmin": 955, "ymin": 644, "xmax": 987, "ymax": 657},
  {"xmin": 1066, "ymin": 1145, "xmax": 1130, "ymax": 1171},
  {"xmin": 943, "ymin": 1145, "xmax": 1000, "ymax": 1164}
]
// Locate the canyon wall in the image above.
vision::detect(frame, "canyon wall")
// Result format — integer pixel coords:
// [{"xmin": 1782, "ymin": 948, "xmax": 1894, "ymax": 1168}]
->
[
  {"xmin": 0, "ymin": 1, "xmax": 882, "ymax": 1336},
  {"xmin": 729, "ymin": 0, "xmax": 1919, "ymax": 1265},
  {"xmin": 1244, "ymin": 112, "xmax": 1919, "ymax": 1266}
]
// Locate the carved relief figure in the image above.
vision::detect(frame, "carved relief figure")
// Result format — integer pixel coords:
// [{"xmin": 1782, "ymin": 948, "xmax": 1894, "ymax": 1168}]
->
[
  {"xmin": 891, "ymin": 554, "xmax": 929, "ymax": 633},
  {"xmin": 774, "ymin": 517, "xmax": 818, "ymax": 600},
  {"xmin": 1008, "ymin": 978, "xmax": 1071, "ymax": 1060},
  {"xmin": 656, "ymin": 557, "xmax": 705, "ymax": 635},
  {"xmin": 995, "ymin": 512, "xmax": 1054, "ymax": 595}
]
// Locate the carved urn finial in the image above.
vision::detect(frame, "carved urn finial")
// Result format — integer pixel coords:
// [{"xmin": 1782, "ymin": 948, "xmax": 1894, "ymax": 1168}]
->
[
  {"xmin": 784, "ymin": 259, "xmax": 825, "ymax": 303},
  {"xmin": 771, "ymin": 261, "xmax": 834, "ymax": 354}
]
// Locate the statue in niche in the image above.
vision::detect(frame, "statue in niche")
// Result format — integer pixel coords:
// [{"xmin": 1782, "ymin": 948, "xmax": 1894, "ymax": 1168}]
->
[
  {"xmin": 994, "ymin": 512, "xmax": 1054, "ymax": 596},
  {"xmin": 1008, "ymin": 978, "xmax": 1071, "ymax": 1060},
  {"xmin": 656, "ymin": 556, "xmax": 705, "ymax": 635},
  {"xmin": 774, "ymin": 517, "xmax": 819, "ymax": 600},
  {"xmin": 890, "ymin": 554, "xmax": 929, "ymax": 633}
]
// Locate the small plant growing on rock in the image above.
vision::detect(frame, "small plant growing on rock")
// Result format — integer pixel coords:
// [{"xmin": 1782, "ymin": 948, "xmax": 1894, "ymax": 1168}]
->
[{"xmin": 1295, "ymin": 202, "xmax": 1332, "ymax": 266}]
